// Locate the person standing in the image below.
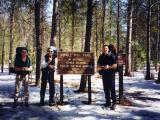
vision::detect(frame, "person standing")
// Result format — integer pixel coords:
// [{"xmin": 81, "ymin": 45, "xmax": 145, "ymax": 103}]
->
[
  {"xmin": 97, "ymin": 45, "xmax": 117, "ymax": 110},
  {"xmin": 40, "ymin": 47, "xmax": 57, "ymax": 106},
  {"xmin": 108, "ymin": 44, "xmax": 117, "ymax": 58},
  {"xmin": 13, "ymin": 47, "xmax": 32, "ymax": 108}
]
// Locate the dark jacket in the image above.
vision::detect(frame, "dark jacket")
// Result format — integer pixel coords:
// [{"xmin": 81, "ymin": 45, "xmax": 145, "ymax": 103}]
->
[{"xmin": 97, "ymin": 53, "xmax": 116, "ymax": 75}]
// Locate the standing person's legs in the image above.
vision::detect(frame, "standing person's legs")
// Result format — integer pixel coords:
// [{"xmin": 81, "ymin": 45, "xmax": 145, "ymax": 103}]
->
[
  {"xmin": 109, "ymin": 74, "xmax": 116, "ymax": 110},
  {"xmin": 40, "ymin": 70, "xmax": 47, "ymax": 105},
  {"xmin": 102, "ymin": 75, "xmax": 111, "ymax": 106},
  {"xmin": 14, "ymin": 74, "xmax": 21, "ymax": 107},
  {"xmin": 110, "ymin": 74, "xmax": 116, "ymax": 104},
  {"xmin": 48, "ymin": 70, "xmax": 55, "ymax": 106},
  {"xmin": 23, "ymin": 74, "xmax": 29, "ymax": 106}
]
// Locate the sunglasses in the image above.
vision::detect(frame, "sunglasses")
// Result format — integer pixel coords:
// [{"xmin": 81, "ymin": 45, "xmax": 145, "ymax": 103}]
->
[{"xmin": 48, "ymin": 51, "xmax": 53, "ymax": 52}]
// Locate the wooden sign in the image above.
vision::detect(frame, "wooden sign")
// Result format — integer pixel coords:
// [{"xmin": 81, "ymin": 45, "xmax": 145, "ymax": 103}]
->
[
  {"xmin": 118, "ymin": 54, "xmax": 126, "ymax": 66},
  {"xmin": 57, "ymin": 52, "xmax": 95, "ymax": 75}
]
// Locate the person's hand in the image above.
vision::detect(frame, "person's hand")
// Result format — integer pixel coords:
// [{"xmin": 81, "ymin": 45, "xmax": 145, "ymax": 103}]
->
[
  {"xmin": 48, "ymin": 57, "xmax": 52, "ymax": 64},
  {"xmin": 105, "ymin": 65, "xmax": 109, "ymax": 69},
  {"xmin": 22, "ymin": 67, "xmax": 28, "ymax": 71},
  {"xmin": 48, "ymin": 65, "xmax": 55, "ymax": 69}
]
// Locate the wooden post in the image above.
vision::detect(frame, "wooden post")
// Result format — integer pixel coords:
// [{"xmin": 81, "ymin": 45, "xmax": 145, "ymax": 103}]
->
[
  {"xmin": 119, "ymin": 66, "xmax": 124, "ymax": 104},
  {"xmin": 158, "ymin": 66, "xmax": 160, "ymax": 81},
  {"xmin": 60, "ymin": 74, "xmax": 63, "ymax": 103},
  {"xmin": 88, "ymin": 75, "xmax": 91, "ymax": 104},
  {"xmin": 156, "ymin": 66, "xmax": 160, "ymax": 83}
]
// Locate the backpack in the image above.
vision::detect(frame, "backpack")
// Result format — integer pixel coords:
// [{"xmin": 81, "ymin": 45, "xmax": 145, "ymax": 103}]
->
[{"xmin": 10, "ymin": 47, "xmax": 30, "ymax": 74}]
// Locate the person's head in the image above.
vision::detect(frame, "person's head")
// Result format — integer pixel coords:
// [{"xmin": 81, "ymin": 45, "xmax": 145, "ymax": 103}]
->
[
  {"xmin": 21, "ymin": 49, "xmax": 28, "ymax": 58},
  {"xmin": 47, "ymin": 47, "xmax": 53, "ymax": 57},
  {"xmin": 103, "ymin": 45, "xmax": 109, "ymax": 54},
  {"xmin": 108, "ymin": 44, "xmax": 116, "ymax": 53}
]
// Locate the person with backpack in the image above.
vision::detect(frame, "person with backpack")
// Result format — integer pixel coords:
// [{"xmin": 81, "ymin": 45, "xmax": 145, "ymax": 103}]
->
[
  {"xmin": 108, "ymin": 44, "xmax": 117, "ymax": 58},
  {"xmin": 13, "ymin": 47, "xmax": 32, "ymax": 108},
  {"xmin": 40, "ymin": 47, "xmax": 57, "ymax": 106},
  {"xmin": 97, "ymin": 45, "xmax": 117, "ymax": 110}
]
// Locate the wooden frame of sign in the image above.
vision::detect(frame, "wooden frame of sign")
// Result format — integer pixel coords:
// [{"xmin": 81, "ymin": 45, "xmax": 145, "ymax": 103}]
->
[
  {"xmin": 117, "ymin": 53, "xmax": 126, "ymax": 104},
  {"xmin": 57, "ymin": 52, "xmax": 95, "ymax": 75},
  {"xmin": 57, "ymin": 52, "xmax": 95, "ymax": 104},
  {"xmin": 118, "ymin": 54, "xmax": 126, "ymax": 66}
]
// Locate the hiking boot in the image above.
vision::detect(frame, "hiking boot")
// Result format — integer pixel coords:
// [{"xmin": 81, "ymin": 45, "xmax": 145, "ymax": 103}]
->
[
  {"xmin": 39, "ymin": 99, "xmax": 45, "ymax": 106},
  {"xmin": 110, "ymin": 104, "xmax": 116, "ymax": 110},
  {"xmin": 25, "ymin": 102, "xmax": 29, "ymax": 107},
  {"xmin": 103, "ymin": 102, "xmax": 111, "ymax": 107},
  {"xmin": 49, "ymin": 101, "xmax": 55, "ymax": 106},
  {"xmin": 13, "ymin": 102, "xmax": 18, "ymax": 108},
  {"xmin": 74, "ymin": 88, "xmax": 88, "ymax": 93}
]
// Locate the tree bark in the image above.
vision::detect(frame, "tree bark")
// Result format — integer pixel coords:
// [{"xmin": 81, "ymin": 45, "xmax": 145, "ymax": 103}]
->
[
  {"xmin": 124, "ymin": 0, "xmax": 133, "ymax": 76},
  {"xmin": 71, "ymin": 0, "xmax": 75, "ymax": 51},
  {"xmin": 156, "ymin": 66, "xmax": 160, "ymax": 83},
  {"xmin": 145, "ymin": 0, "xmax": 151, "ymax": 80},
  {"xmin": 109, "ymin": 0, "xmax": 112, "ymax": 44},
  {"xmin": 132, "ymin": 0, "xmax": 138, "ymax": 71},
  {"xmin": 102, "ymin": 0, "xmax": 106, "ymax": 46},
  {"xmin": 155, "ymin": 6, "xmax": 159, "ymax": 71},
  {"xmin": 9, "ymin": 0, "xmax": 15, "ymax": 74},
  {"xmin": 95, "ymin": 1, "xmax": 98, "ymax": 57},
  {"xmin": 35, "ymin": 0, "xmax": 42, "ymax": 86},
  {"xmin": 50, "ymin": 0, "xmax": 57, "ymax": 46},
  {"xmin": 78, "ymin": 0, "xmax": 93, "ymax": 92},
  {"xmin": 57, "ymin": 0, "xmax": 61, "ymax": 49},
  {"xmin": 1, "ymin": 30, "xmax": 5, "ymax": 73},
  {"xmin": 117, "ymin": 0, "xmax": 120, "ymax": 57}
]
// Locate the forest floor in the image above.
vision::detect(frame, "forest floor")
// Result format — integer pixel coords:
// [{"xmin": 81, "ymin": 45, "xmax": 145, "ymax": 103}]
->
[{"xmin": 0, "ymin": 68, "xmax": 160, "ymax": 120}]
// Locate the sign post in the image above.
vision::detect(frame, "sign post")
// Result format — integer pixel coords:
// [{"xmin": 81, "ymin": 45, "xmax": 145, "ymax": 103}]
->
[
  {"xmin": 88, "ymin": 75, "xmax": 91, "ymax": 104},
  {"xmin": 60, "ymin": 75, "xmax": 63, "ymax": 103},
  {"xmin": 57, "ymin": 52, "xmax": 95, "ymax": 104},
  {"xmin": 118, "ymin": 54, "xmax": 126, "ymax": 104}
]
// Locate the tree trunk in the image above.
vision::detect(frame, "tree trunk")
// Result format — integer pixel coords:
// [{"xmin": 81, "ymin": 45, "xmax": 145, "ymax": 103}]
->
[
  {"xmin": 124, "ymin": 0, "xmax": 133, "ymax": 76},
  {"xmin": 102, "ymin": 0, "xmax": 106, "ymax": 46},
  {"xmin": 58, "ymin": 0, "xmax": 61, "ymax": 49},
  {"xmin": 109, "ymin": 0, "xmax": 112, "ymax": 44},
  {"xmin": 156, "ymin": 66, "xmax": 160, "ymax": 83},
  {"xmin": 78, "ymin": 0, "xmax": 93, "ymax": 92},
  {"xmin": 95, "ymin": 1, "xmax": 98, "ymax": 58},
  {"xmin": 1, "ymin": 30, "xmax": 5, "ymax": 73},
  {"xmin": 50, "ymin": 0, "xmax": 57, "ymax": 46},
  {"xmin": 155, "ymin": 6, "xmax": 159, "ymax": 71},
  {"xmin": 35, "ymin": 0, "xmax": 42, "ymax": 86},
  {"xmin": 117, "ymin": 0, "xmax": 120, "ymax": 57},
  {"xmin": 71, "ymin": 0, "xmax": 75, "ymax": 51},
  {"xmin": 81, "ymin": 28, "xmax": 84, "ymax": 52},
  {"xmin": 145, "ymin": 0, "xmax": 151, "ymax": 80},
  {"xmin": 9, "ymin": 0, "xmax": 15, "ymax": 74},
  {"xmin": 132, "ymin": 0, "xmax": 138, "ymax": 71}
]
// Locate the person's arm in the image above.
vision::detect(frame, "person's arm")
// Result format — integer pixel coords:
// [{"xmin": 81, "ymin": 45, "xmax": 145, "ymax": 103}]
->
[
  {"xmin": 23, "ymin": 57, "xmax": 32, "ymax": 71},
  {"xmin": 41, "ymin": 55, "xmax": 48, "ymax": 69},
  {"xmin": 105, "ymin": 54, "xmax": 117, "ymax": 70},
  {"xmin": 14, "ymin": 67, "xmax": 23, "ymax": 71},
  {"xmin": 23, "ymin": 66, "xmax": 32, "ymax": 71},
  {"xmin": 48, "ymin": 57, "xmax": 55, "ymax": 69},
  {"xmin": 97, "ymin": 55, "xmax": 104, "ymax": 70},
  {"xmin": 105, "ymin": 64, "xmax": 117, "ymax": 70}
]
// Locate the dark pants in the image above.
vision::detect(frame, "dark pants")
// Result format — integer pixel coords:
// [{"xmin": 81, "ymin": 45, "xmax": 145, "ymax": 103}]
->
[
  {"xmin": 40, "ymin": 69, "xmax": 55, "ymax": 103},
  {"xmin": 102, "ymin": 73, "xmax": 116, "ymax": 104}
]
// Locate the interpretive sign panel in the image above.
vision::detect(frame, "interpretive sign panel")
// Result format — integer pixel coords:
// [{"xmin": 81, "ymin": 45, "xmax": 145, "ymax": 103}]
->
[
  {"xmin": 57, "ymin": 52, "xmax": 95, "ymax": 75},
  {"xmin": 118, "ymin": 54, "xmax": 126, "ymax": 66}
]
